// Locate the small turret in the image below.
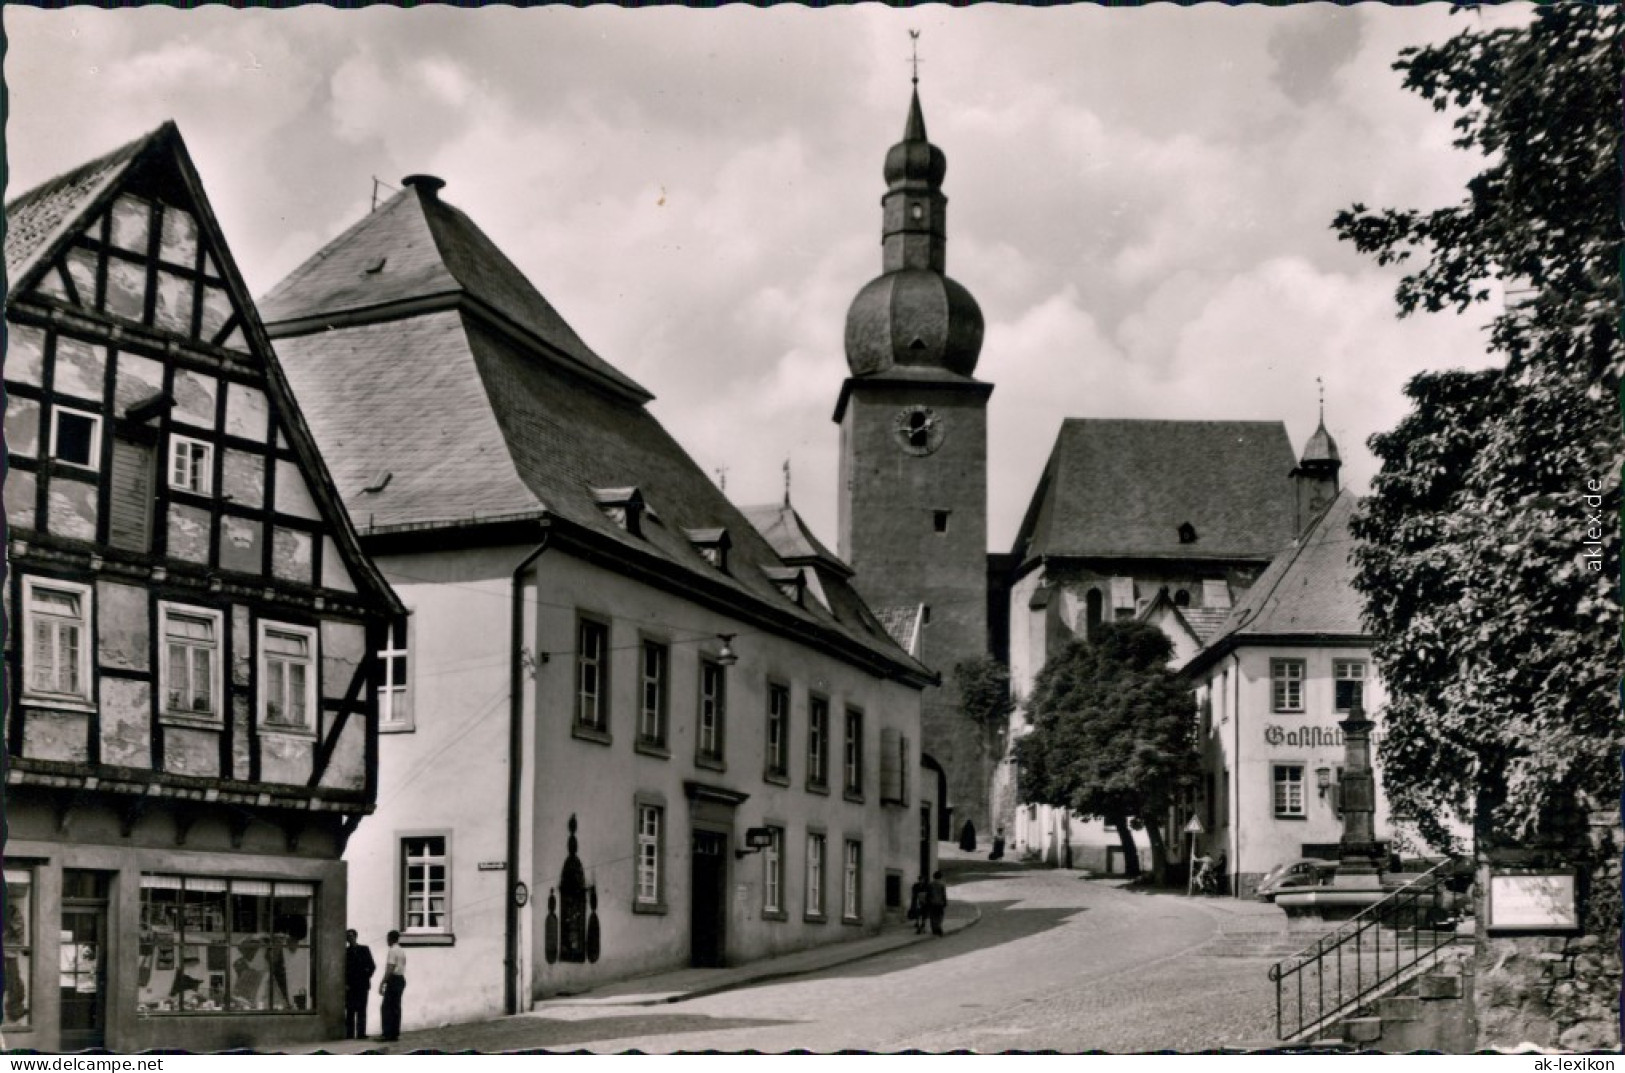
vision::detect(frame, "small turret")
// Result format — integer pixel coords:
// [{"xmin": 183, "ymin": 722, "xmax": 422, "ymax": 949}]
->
[{"xmin": 1292, "ymin": 399, "xmax": 1342, "ymax": 532}]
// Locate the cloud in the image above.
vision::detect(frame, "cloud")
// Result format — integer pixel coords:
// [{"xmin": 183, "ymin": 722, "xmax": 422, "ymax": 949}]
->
[{"xmin": 1268, "ymin": 6, "xmax": 1366, "ymax": 104}]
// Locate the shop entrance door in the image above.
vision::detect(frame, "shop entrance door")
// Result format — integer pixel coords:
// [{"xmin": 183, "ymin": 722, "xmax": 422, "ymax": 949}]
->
[
  {"xmin": 689, "ymin": 829, "xmax": 728, "ymax": 968},
  {"xmin": 59, "ymin": 872, "xmax": 109, "ymax": 1051}
]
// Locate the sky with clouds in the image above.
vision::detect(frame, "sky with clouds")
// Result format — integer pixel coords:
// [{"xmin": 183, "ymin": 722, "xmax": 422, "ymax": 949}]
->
[{"xmin": 4, "ymin": 5, "xmax": 1521, "ymax": 551}]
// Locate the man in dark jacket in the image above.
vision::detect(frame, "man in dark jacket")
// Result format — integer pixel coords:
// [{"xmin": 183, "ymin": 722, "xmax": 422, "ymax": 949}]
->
[
  {"xmin": 344, "ymin": 929, "xmax": 376, "ymax": 1039},
  {"xmin": 926, "ymin": 871, "xmax": 949, "ymax": 937}
]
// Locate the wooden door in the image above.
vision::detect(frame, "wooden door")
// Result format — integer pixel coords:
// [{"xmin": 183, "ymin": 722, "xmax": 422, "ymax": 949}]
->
[{"xmin": 689, "ymin": 830, "xmax": 728, "ymax": 968}]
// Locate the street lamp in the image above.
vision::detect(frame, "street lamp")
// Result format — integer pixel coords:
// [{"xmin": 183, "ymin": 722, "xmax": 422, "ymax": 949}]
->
[
  {"xmin": 1316, "ymin": 766, "xmax": 1333, "ymax": 798},
  {"xmin": 716, "ymin": 634, "xmax": 739, "ymax": 667}
]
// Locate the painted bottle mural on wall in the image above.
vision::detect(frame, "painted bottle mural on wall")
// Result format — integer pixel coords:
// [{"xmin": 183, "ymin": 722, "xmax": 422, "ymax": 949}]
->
[{"xmin": 545, "ymin": 815, "xmax": 599, "ymax": 965}]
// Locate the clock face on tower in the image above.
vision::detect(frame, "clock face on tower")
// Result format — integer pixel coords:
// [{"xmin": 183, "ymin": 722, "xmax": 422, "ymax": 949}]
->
[{"xmin": 893, "ymin": 405, "xmax": 946, "ymax": 456}]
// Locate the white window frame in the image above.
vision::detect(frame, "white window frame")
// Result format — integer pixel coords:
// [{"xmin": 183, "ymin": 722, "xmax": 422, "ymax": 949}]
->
[
  {"xmin": 763, "ymin": 826, "xmax": 784, "ymax": 915},
  {"xmin": 168, "ymin": 435, "xmax": 214, "ymax": 495},
  {"xmin": 20, "ymin": 576, "xmax": 94, "ymax": 708},
  {"xmin": 1273, "ymin": 764, "xmax": 1306, "ymax": 818},
  {"xmin": 844, "ymin": 708, "xmax": 864, "ymax": 797},
  {"xmin": 805, "ymin": 833, "xmax": 826, "ymax": 918},
  {"xmin": 400, "ymin": 835, "xmax": 452, "ymax": 936},
  {"xmin": 635, "ymin": 804, "xmax": 663, "ymax": 908},
  {"xmin": 257, "ymin": 620, "xmax": 318, "ymax": 737},
  {"xmin": 1271, "ymin": 659, "xmax": 1305, "ymax": 713},
  {"xmin": 49, "ymin": 406, "xmax": 102, "ymax": 470},
  {"xmin": 576, "ymin": 617, "xmax": 609, "ymax": 733},
  {"xmin": 158, "ymin": 601, "xmax": 224, "ymax": 725},
  {"xmin": 807, "ymin": 696, "xmax": 829, "ymax": 789},
  {"xmin": 842, "ymin": 840, "xmax": 862, "ymax": 922},
  {"xmin": 1333, "ymin": 659, "xmax": 1367, "ymax": 713},
  {"xmin": 639, "ymin": 640, "xmax": 667, "ymax": 746},
  {"xmin": 378, "ymin": 618, "xmax": 413, "ymax": 732},
  {"xmin": 766, "ymin": 683, "xmax": 789, "ymax": 779},
  {"xmin": 698, "ymin": 658, "xmax": 726, "ymax": 761}
]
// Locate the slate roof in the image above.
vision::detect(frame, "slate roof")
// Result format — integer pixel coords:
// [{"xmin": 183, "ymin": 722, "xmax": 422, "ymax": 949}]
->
[
  {"xmin": 267, "ymin": 190, "xmax": 930, "ymax": 684},
  {"xmin": 258, "ymin": 180, "xmax": 648, "ymax": 401},
  {"xmin": 739, "ymin": 503, "xmax": 853, "ymax": 578},
  {"xmin": 1011, "ymin": 419, "xmax": 1300, "ymax": 565},
  {"xmin": 5, "ymin": 126, "xmax": 156, "ymax": 285},
  {"xmin": 1183, "ymin": 491, "xmax": 1365, "ymax": 674},
  {"xmin": 1179, "ymin": 607, "xmax": 1233, "ymax": 644},
  {"xmin": 873, "ymin": 605, "xmax": 924, "ymax": 657}
]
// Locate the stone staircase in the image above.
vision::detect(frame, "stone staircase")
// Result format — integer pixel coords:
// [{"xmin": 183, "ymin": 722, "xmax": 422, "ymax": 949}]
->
[{"xmin": 1298, "ymin": 940, "xmax": 1474, "ymax": 1051}]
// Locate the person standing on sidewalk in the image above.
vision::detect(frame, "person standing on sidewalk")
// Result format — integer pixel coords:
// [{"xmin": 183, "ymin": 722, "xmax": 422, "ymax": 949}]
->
[
  {"xmin": 926, "ymin": 871, "xmax": 949, "ymax": 937},
  {"xmin": 377, "ymin": 930, "xmax": 406, "ymax": 1042},
  {"xmin": 909, "ymin": 875, "xmax": 930, "ymax": 934},
  {"xmin": 344, "ymin": 929, "xmax": 376, "ymax": 1039}
]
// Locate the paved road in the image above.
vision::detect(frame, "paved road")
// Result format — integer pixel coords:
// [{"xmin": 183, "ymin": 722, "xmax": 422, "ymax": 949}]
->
[{"xmin": 354, "ymin": 860, "xmax": 1295, "ymax": 1053}]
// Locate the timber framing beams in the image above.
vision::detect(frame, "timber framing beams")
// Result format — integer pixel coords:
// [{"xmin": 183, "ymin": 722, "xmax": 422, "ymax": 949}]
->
[{"xmin": 7, "ymin": 757, "xmax": 371, "ymax": 816}]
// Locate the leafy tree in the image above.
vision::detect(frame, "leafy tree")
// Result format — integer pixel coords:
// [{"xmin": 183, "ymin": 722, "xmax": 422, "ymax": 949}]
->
[
  {"xmin": 955, "ymin": 656, "xmax": 1014, "ymax": 756},
  {"xmin": 1015, "ymin": 622, "xmax": 1199, "ymax": 883},
  {"xmin": 1336, "ymin": 6, "xmax": 1622, "ymax": 853}
]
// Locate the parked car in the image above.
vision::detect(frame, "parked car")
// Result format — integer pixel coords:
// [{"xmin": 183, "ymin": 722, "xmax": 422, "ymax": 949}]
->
[{"xmin": 1254, "ymin": 857, "xmax": 1339, "ymax": 901}]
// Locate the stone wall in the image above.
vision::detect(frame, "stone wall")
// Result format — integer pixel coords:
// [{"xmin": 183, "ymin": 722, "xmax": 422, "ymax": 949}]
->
[{"xmin": 1472, "ymin": 816, "xmax": 1621, "ymax": 1051}]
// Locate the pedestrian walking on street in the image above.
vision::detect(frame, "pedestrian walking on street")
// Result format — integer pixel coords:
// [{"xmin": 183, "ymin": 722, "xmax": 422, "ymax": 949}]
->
[
  {"xmin": 344, "ymin": 929, "xmax": 376, "ymax": 1039},
  {"xmin": 377, "ymin": 930, "xmax": 407, "ymax": 1042},
  {"xmin": 926, "ymin": 870, "xmax": 949, "ymax": 937},
  {"xmin": 909, "ymin": 875, "xmax": 930, "ymax": 934}
]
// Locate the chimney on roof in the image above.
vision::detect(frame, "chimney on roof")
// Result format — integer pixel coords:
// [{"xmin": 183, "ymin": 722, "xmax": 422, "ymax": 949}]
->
[{"xmin": 401, "ymin": 174, "xmax": 446, "ymax": 198}]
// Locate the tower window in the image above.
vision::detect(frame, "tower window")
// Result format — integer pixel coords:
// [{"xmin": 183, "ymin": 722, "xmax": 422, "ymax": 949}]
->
[
  {"xmin": 1174, "ymin": 589, "xmax": 1191, "ymax": 608},
  {"xmin": 932, "ymin": 510, "xmax": 950, "ymax": 533}
]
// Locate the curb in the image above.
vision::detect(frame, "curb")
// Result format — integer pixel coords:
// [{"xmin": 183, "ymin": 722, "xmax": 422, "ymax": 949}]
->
[{"xmin": 652, "ymin": 900, "xmax": 984, "ymax": 1005}]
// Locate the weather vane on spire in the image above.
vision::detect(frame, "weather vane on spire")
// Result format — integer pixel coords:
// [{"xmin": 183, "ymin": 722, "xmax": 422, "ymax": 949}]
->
[
  {"xmin": 1316, "ymin": 376, "xmax": 1325, "ymax": 423},
  {"xmin": 783, "ymin": 458, "xmax": 792, "ymax": 507},
  {"xmin": 909, "ymin": 29, "xmax": 922, "ymax": 86}
]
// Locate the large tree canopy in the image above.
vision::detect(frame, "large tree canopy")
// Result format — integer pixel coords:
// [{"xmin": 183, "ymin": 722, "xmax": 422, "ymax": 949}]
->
[
  {"xmin": 1016, "ymin": 622, "xmax": 1198, "ymax": 882},
  {"xmin": 1336, "ymin": 5, "xmax": 1622, "ymax": 850}
]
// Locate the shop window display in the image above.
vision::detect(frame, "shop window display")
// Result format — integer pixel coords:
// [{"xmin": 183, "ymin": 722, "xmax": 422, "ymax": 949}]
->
[{"xmin": 136, "ymin": 876, "xmax": 314, "ymax": 1015}]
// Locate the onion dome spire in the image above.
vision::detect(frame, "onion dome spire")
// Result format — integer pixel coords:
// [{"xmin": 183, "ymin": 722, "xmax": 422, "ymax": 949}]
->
[{"xmin": 844, "ymin": 53, "xmax": 984, "ymax": 380}]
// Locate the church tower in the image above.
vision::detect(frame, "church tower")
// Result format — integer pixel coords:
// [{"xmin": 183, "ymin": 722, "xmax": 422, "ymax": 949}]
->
[{"xmin": 835, "ymin": 78, "xmax": 994, "ymax": 836}]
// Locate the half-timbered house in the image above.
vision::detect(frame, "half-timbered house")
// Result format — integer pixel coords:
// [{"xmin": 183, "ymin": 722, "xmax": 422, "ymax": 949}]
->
[{"xmin": 3, "ymin": 123, "xmax": 403, "ymax": 1051}]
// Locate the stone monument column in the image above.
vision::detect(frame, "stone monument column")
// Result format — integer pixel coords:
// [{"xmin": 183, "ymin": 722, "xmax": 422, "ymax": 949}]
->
[{"xmin": 1334, "ymin": 704, "xmax": 1385, "ymax": 887}]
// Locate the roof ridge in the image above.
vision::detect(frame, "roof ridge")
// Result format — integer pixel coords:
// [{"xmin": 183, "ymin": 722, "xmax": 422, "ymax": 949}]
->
[
  {"xmin": 4, "ymin": 123, "xmax": 170, "ymax": 288},
  {"xmin": 4, "ymin": 122, "xmax": 162, "ymax": 214}
]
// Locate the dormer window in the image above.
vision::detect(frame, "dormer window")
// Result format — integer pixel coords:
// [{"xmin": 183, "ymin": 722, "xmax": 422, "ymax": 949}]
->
[
  {"xmin": 593, "ymin": 487, "xmax": 645, "ymax": 538},
  {"xmin": 1178, "ymin": 522, "xmax": 1198, "ymax": 545},
  {"xmin": 686, "ymin": 528, "xmax": 731, "ymax": 573},
  {"xmin": 764, "ymin": 566, "xmax": 806, "ymax": 606}
]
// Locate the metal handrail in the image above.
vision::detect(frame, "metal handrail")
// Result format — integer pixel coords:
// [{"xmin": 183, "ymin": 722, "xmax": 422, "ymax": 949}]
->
[{"xmin": 1267, "ymin": 858, "xmax": 1470, "ymax": 1041}]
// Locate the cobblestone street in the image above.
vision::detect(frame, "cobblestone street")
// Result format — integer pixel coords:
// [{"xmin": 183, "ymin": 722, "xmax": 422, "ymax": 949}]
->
[{"xmin": 317, "ymin": 858, "xmax": 1298, "ymax": 1054}]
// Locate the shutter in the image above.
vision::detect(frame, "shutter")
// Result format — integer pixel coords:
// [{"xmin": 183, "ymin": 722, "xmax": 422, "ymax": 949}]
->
[
  {"xmin": 879, "ymin": 727, "xmax": 901, "ymax": 804},
  {"xmin": 108, "ymin": 437, "xmax": 155, "ymax": 552},
  {"xmin": 900, "ymin": 735, "xmax": 910, "ymax": 806}
]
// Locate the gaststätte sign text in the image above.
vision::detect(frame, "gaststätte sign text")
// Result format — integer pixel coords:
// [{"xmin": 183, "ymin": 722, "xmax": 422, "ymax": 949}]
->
[{"xmin": 1263, "ymin": 724, "xmax": 1344, "ymax": 749}]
